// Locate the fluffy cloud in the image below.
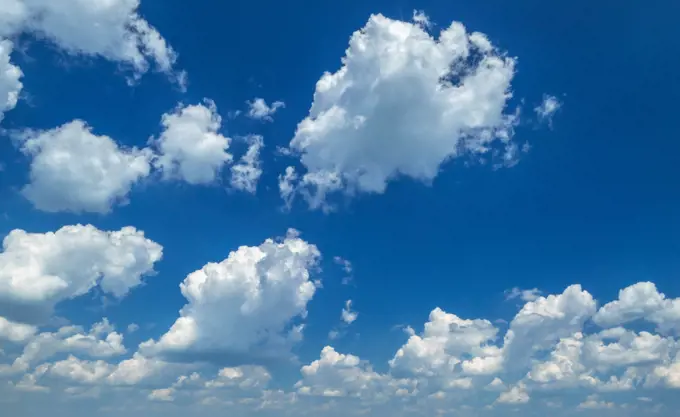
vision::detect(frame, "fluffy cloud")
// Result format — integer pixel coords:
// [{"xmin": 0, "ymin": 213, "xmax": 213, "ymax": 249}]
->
[
  {"xmin": 295, "ymin": 346, "xmax": 392, "ymax": 400},
  {"xmin": 0, "ymin": 225, "xmax": 162, "ymax": 322},
  {"xmin": 152, "ymin": 101, "xmax": 233, "ymax": 185},
  {"xmin": 230, "ymin": 135, "xmax": 264, "ymax": 193},
  {"xmin": 246, "ymin": 98, "xmax": 285, "ymax": 121},
  {"xmin": 593, "ymin": 282, "xmax": 680, "ymax": 334},
  {"xmin": 390, "ymin": 307, "xmax": 500, "ymax": 380},
  {"xmin": 140, "ymin": 230, "xmax": 320, "ymax": 361},
  {"xmin": 281, "ymin": 13, "xmax": 519, "ymax": 209},
  {"xmin": 0, "ymin": 0, "xmax": 176, "ymax": 76},
  {"xmin": 5, "ymin": 281, "xmax": 680, "ymax": 415},
  {"xmin": 0, "ymin": 316, "xmax": 36, "ymax": 343},
  {"xmin": 0, "ymin": 39, "xmax": 22, "ymax": 122},
  {"xmin": 501, "ymin": 285, "xmax": 597, "ymax": 374},
  {"xmin": 1, "ymin": 319, "xmax": 125, "ymax": 375},
  {"xmin": 17, "ymin": 120, "xmax": 152, "ymax": 213}
]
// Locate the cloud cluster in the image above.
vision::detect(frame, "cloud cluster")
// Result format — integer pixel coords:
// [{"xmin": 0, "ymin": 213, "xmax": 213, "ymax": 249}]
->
[
  {"xmin": 0, "ymin": 0, "xmax": 177, "ymax": 75},
  {"xmin": 16, "ymin": 100, "xmax": 264, "ymax": 213},
  {"xmin": 140, "ymin": 229, "xmax": 321, "ymax": 362},
  {"xmin": 281, "ymin": 13, "xmax": 519, "ymax": 209},
  {"xmin": 0, "ymin": 224, "xmax": 162, "ymax": 322}
]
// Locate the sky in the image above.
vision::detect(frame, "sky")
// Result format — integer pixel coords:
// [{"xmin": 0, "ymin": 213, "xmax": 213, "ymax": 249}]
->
[{"xmin": 1, "ymin": 0, "xmax": 680, "ymax": 416}]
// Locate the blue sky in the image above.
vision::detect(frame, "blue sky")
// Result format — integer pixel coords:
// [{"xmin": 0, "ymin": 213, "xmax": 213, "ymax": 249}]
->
[{"xmin": 1, "ymin": 0, "xmax": 680, "ymax": 416}]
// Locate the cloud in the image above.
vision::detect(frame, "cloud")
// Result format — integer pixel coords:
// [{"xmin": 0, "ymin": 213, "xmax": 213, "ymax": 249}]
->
[
  {"xmin": 140, "ymin": 229, "xmax": 321, "ymax": 362},
  {"xmin": 593, "ymin": 282, "xmax": 680, "ymax": 334},
  {"xmin": 0, "ymin": 316, "xmax": 36, "ymax": 343},
  {"xmin": 152, "ymin": 100, "xmax": 233, "ymax": 185},
  {"xmin": 341, "ymin": 300, "xmax": 358, "ymax": 325},
  {"xmin": 0, "ymin": 225, "xmax": 162, "ymax": 322},
  {"xmin": 0, "ymin": 0, "xmax": 177, "ymax": 77},
  {"xmin": 230, "ymin": 135, "xmax": 264, "ymax": 193},
  {"xmin": 295, "ymin": 346, "xmax": 393, "ymax": 400},
  {"xmin": 1, "ymin": 319, "xmax": 125, "ymax": 375},
  {"xmin": 127, "ymin": 324, "xmax": 140, "ymax": 334},
  {"xmin": 535, "ymin": 95, "xmax": 561, "ymax": 124},
  {"xmin": 281, "ymin": 13, "xmax": 519, "ymax": 210},
  {"xmin": 17, "ymin": 120, "xmax": 152, "ymax": 213},
  {"xmin": 390, "ymin": 307, "xmax": 501, "ymax": 383},
  {"xmin": 504, "ymin": 287, "xmax": 541, "ymax": 302},
  {"xmin": 496, "ymin": 382, "xmax": 529, "ymax": 404},
  {"xmin": 246, "ymin": 98, "xmax": 285, "ymax": 121},
  {"xmin": 0, "ymin": 40, "xmax": 22, "ymax": 122}
]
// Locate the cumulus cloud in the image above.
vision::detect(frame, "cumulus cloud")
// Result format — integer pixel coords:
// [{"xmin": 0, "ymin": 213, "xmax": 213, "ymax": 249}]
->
[
  {"xmin": 0, "ymin": 316, "xmax": 36, "ymax": 343},
  {"xmin": 152, "ymin": 100, "xmax": 233, "ymax": 185},
  {"xmin": 295, "ymin": 346, "xmax": 392, "ymax": 399},
  {"xmin": 1, "ymin": 319, "xmax": 125, "ymax": 375},
  {"xmin": 0, "ymin": 0, "xmax": 177, "ymax": 77},
  {"xmin": 281, "ymin": 13, "xmax": 519, "ymax": 209},
  {"xmin": 0, "ymin": 225, "xmax": 162, "ymax": 322},
  {"xmin": 593, "ymin": 282, "xmax": 680, "ymax": 334},
  {"xmin": 17, "ymin": 120, "xmax": 152, "ymax": 213},
  {"xmin": 247, "ymin": 98, "xmax": 285, "ymax": 121},
  {"xmin": 230, "ymin": 135, "xmax": 264, "ymax": 193},
  {"xmin": 5, "ymin": 281, "xmax": 680, "ymax": 415},
  {"xmin": 390, "ymin": 307, "xmax": 501, "ymax": 381},
  {"xmin": 0, "ymin": 39, "xmax": 22, "ymax": 122},
  {"xmin": 140, "ymin": 229, "xmax": 320, "ymax": 362}
]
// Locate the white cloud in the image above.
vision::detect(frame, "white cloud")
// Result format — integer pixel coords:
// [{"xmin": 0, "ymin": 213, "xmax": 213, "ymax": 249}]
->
[
  {"xmin": 0, "ymin": 39, "xmax": 22, "ymax": 122},
  {"xmin": 535, "ymin": 95, "xmax": 561, "ymax": 124},
  {"xmin": 247, "ymin": 98, "xmax": 285, "ymax": 121},
  {"xmin": 496, "ymin": 383, "xmax": 529, "ymax": 404},
  {"xmin": 126, "ymin": 324, "xmax": 140, "ymax": 334},
  {"xmin": 17, "ymin": 120, "xmax": 152, "ymax": 213},
  {"xmin": 390, "ymin": 307, "xmax": 500, "ymax": 381},
  {"xmin": 295, "ymin": 346, "xmax": 392, "ymax": 400},
  {"xmin": 152, "ymin": 100, "xmax": 233, "ymax": 185},
  {"xmin": 578, "ymin": 394, "xmax": 614, "ymax": 409},
  {"xmin": 412, "ymin": 10, "xmax": 431, "ymax": 29},
  {"xmin": 230, "ymin": 135, "xmax": 264, "ymax": 193},
  {"xmin": 1, "ymin": 319, "xmax": 125, "ymax": 375},
  {"xmin": 502, "ymin": 285, "xmax": 597, "ymax": 374},
  {"xmin": 0, "ymin": 316, "xmax": 36, "ymax": 343},
  {"xmin": 0, "ymin": 0, "xmax": 177, "ymax": 77},
  {"xmin": 505, "ymin": 287, "xmax": 541, "ymax": 302},
  {"xmin": 0, "ymin": 225, "xmax": 162, "ymax": 322},
  {"xmin": 341, "ymin": 300, "xmax": 358, "ymax": 325},
  {"xmin": 282, "ymin": 13, "xmax": 519, "ymax": 209},
  {"xmin": 593, "ymin": 282, "xmax": 680, "ymax": 334},
  {"xmin": 140, "ymin": 229, "xmax": 320, "ymax": 361}
]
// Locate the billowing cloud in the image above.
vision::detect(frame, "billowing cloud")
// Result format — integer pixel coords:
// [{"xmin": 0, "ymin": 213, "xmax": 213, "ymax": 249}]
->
[
  {"xmin": 140, "ymin": 229, "xmax": 320, "ymax": 362},
  {"xmin": 0, "ymin": 39, "xmax": 22, "ymax": 122},
  {"xmin": 281, "ymin": 13, "xmax": 519, "ymax": 209},
  {"xmin": 4, "ymin": 281, "xmax": 680, "ymax": 415},
  {"xmin": 1, "ymin": 319, "xmax": 125, "ymax": 375},
  {"xmin": 0, "ymin": 316, "xmax": 36, "ymax": 343},
  {"xmin": 152, "ymin": 100, "xmax": 233, "ymax": 185},
  {"xmin": 17, "ymin": 120, "xmax": 152, "ymax": 213},
  {"xmin": 0, "ymin": 0, "xmax": 177, "ymax": 77},
  {"xmin": 593, "ymin": 282, "xmax": 680, "ymax": 334},
  {"xmin": 0, "ymin": 225, "xmax": 162, "ymax": 322}
]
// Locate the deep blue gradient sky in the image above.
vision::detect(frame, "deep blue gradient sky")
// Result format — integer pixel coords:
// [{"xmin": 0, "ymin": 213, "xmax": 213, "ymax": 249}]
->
[{"xmin": 1, "ymin": 1, "xmax": 680, "ymax": 416}]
